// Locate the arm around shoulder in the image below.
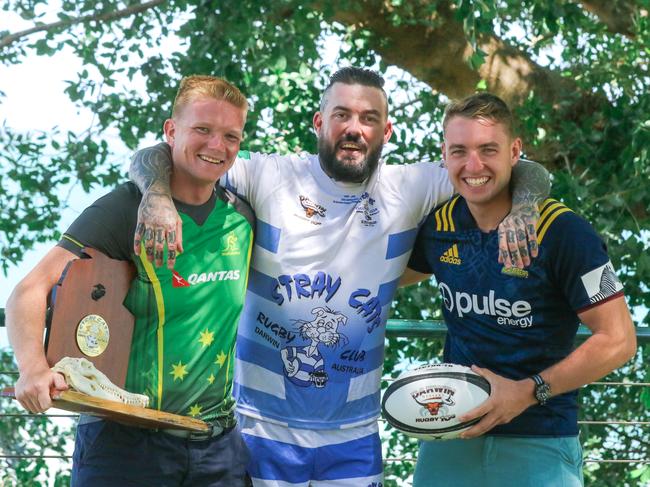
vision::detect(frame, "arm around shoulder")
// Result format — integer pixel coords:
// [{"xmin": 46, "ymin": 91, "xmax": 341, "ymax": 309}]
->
[
  {"xmin": 128, "ymin": 143, "xmax": 181, "ymax": 268},
  {"xmin": 511, "ymin": 159, "xmax": 550, "ymax": 208},
  {"xmin": 128, "ymin": 142, "xmax": 173, "ymax": 194}
]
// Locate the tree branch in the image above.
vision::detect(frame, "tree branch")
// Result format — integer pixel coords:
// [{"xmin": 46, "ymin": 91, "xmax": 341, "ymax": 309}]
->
[
  {"xmin": 579, "ymin": 0, "xmax": 640, "ymax": 37},
  {"xmin": 323, "ymin": 0, "xmax": 567, "ymax": 106},
  {"xmin": 0, "ymin": 0, "xmax": 166, "ymax": 50}
]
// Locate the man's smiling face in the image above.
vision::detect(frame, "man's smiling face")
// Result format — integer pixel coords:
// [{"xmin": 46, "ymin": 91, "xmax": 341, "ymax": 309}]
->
[
  {"xmin": 164, "ymin": 96, "xmax": 245, "ymax": 188},
  {"xmin": 443, "ymin": 115, "xmax": 521, "ymax": 209},
  {"xmin": 313, "ymin": 82, "xmax": 392, "ymax": 183}
]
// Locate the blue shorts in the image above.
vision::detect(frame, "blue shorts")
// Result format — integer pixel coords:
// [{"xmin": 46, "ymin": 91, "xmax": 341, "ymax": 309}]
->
[
  {"xmin": 413, "ymin": 435, "xmax": 583, "ymax": 487},
  {"xmin": 239, "ymin": 415, "xmax": 383, "ymax": 486},
  {"xmin": 71, "ymin": 419, "xmax": 249, "ymax": 487}
]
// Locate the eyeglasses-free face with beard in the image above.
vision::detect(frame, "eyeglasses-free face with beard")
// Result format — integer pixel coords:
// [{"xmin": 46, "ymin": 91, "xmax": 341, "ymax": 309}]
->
[{"xmin": 313, "ymin": 83, "xmax": 393, "ymax": 183}]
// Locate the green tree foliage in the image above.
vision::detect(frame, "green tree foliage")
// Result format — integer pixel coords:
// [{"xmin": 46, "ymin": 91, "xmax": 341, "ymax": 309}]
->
[{"xmin": 1, "ymin": 0, "xmax": 648, "ymax": 485}]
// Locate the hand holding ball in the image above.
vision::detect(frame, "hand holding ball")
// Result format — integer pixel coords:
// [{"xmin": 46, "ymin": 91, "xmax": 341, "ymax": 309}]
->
[{"xmin": 381, "ymin": 363, "xmax": 490, "ymax": 440}]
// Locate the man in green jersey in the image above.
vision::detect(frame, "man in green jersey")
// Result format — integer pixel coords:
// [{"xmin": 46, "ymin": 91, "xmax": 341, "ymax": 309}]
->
[{"xmin": 6, "ymin": 75, "xmax": 254, "ymax": 486}]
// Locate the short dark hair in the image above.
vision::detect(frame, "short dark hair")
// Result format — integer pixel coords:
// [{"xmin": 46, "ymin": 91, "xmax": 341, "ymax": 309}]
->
[
  {"xmin": 320, "ymin": 67, "xmax": 388, "ymax": 115},
  {"xmin": 443, "ymin": 93, "xmax": 515, "ymax": 137}
]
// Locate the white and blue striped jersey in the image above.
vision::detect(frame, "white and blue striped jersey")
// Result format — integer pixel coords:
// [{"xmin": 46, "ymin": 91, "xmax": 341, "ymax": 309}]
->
[{"xmin": 223, "ymin": 152, "xmax": 453, "ymax": 429}]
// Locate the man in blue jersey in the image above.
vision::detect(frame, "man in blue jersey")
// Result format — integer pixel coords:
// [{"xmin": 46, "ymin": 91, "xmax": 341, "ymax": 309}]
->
[
  {"xmin": 128, "ymin": 69, "xmax": 550, "ymax": 486},
  {"xmin": 404, "ymin": 93, "xmax": 637, "ymax": 487}
]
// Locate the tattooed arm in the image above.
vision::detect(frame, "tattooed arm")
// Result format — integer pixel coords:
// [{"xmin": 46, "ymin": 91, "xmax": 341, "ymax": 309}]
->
[
  {"xmin": 498, "ymin": 159, "xmax": 550, "ymax": 268},
  {"xmin": 129, "ymin": 143, "xmax": 181, "ymax": 268}
]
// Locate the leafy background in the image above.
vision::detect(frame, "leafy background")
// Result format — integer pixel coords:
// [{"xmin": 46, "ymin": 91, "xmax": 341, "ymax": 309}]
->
[{"xmin": 1, "ymin": 1, "xmax": 648, "ymax": 485}]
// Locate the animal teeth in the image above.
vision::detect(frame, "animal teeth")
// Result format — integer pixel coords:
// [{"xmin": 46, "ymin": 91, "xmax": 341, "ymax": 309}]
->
[{"xmin": 465, "ymin": 177, "xmax": 489, "ymax": 186}]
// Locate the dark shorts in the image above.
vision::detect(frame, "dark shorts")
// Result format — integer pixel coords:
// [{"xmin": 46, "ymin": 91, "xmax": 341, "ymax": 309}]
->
[{"xmin": 71, "ymin": 420, "xmax": 250, "ymax": 487}]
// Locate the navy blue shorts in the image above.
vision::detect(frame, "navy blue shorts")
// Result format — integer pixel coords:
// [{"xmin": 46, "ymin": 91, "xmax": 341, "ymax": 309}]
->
[{"xmin": 71, "ymin": 420, "xmax": 250, "ymax": 487}]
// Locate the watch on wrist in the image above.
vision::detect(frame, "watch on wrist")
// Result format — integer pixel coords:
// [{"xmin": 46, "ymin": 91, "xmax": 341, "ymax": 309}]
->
[{"xmin": 531, "ymin": 374, "xmax": 551, "ymax": 405}]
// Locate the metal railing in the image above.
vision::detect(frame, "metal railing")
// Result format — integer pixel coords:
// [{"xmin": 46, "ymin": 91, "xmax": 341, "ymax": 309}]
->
[{"xmin": 1, "ymin": 315, "xmax": 649, "ymax": 468}]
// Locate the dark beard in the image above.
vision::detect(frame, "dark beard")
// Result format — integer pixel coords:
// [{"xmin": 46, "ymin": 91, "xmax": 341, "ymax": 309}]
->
[{"xmin": 318, "ymin": 135, "xmax": 382, "ymax": 183}]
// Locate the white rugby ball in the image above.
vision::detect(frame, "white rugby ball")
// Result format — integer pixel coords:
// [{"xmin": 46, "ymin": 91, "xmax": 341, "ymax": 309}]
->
[{"xmin": 381, "ymin": 363, "xmax": 490, "ymax": 440}]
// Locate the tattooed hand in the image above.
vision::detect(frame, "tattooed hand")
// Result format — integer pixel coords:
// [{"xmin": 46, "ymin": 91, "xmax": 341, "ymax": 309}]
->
[
  {"xmin": 133, "ymin": 187, "xmax": 183, "ymax": 269},
  {"xmin": 497, "ymin": 202, "xmax": 539, "ymax": 268},
  {"xmin": 130, "ymin": 143, "xmax": 180, "ymax": 268}
]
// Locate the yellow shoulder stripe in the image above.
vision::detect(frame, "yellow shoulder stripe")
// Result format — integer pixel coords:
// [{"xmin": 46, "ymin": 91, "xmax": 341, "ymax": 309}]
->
[
  {"xmin": 434, "ymin": 195, "xmax": 461, "ymax": 232},
  {"xmin": 536, "ymin": 198, "xmax": 573, "ymax": 244},
  {"xmin": 62, "ymin": 234, "xmax": 84, "ymax": 249}
]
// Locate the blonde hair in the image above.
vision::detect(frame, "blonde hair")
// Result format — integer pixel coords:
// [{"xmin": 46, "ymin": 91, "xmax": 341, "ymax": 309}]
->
[{"xmin": 172, "ymin": 75, "xmax": 248, "ymax": 117}]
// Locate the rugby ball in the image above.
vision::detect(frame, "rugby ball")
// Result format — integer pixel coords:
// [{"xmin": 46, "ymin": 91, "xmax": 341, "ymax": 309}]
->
[{"xmin": 381, "ymin": 363, "xmax": 491, "ymax": 440}]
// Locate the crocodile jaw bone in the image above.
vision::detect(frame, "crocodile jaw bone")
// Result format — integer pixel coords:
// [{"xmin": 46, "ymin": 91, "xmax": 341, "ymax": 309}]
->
[{"xmin": 52, "ymin": 357, "xmax": 149, "ymax": 408}]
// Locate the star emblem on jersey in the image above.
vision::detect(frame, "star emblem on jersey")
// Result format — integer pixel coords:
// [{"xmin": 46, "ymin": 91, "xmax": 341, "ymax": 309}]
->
[
  {"xmin": 188, "ymin": 404, "xmax": 202, "ymax": 417},
  {"xmin": 172, "ymin": 270, "xmax": 190, "ymax": 287},
  {"xmin": 170, "ymin": 361, "xmax": 189, "ymax": 381},
  {"xmin": 440, "ymin": 244, "xmax": 461, "ymax": 265},
  {"xmin": 215, "ymin": 351, "xmax": 227, "ymax": 367},
  {"xmin": 198, "ymin": 329, "xmax": 215, "ymax": 347}
]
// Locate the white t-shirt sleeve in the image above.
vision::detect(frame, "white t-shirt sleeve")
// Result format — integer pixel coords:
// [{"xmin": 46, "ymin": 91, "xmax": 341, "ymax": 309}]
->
[
  {"xmin": 392, "ymin": 161, "xmax": 454, "ymax": 221},
  {"xmin": 222, "ymin": 151, "xmax": 280, "ymax": 206}
]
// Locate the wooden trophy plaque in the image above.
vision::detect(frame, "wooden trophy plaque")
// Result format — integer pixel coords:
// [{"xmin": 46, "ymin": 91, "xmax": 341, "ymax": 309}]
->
[
  {"xmin": 45, "ymin": 247, "xmax": 136, "ymax": 388},
  {"xmin": 1, "ymin": 248, "xmax": 210, "ymax": 432}
]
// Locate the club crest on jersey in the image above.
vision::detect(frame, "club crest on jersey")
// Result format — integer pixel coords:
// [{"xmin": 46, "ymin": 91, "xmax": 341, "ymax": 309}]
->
[
  {"xmin": 412, "ymin": 385, "xmax": 456, "ymax": 420},
  {"xmin": 221, "ymin": 231, "xmax": 240, "ymax": 256},
  {"xmin": 501, "ymin": 266, "xmax": 529, "ymax": 278},
  {"xmin": 299, "ymin": 195, "xmax": 327, "ymax": 224},
  {"xmin": 355, "ymin": 192, "xmax": 379, "ymax": 227},
  {"xmin": 440, "ymin": 244, "xmax": 461, "ymax": 265}
]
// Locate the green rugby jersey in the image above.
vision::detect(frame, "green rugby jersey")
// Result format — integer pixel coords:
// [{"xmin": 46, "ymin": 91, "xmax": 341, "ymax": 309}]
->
[
  {"xmin": 125, "ymin": 201, "xmax": 252, "ymax": 421},
  {"xmin": 60, "ymin": 183, "xmax": 253, "ymax": 422}
]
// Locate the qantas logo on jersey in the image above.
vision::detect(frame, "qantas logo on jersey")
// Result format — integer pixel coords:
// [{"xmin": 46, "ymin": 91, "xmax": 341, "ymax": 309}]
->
[
  {"xmin": 440, "ymin": 244, "xmax": 461, "ymax": 265},
  {"xmin": 438, "ymin": 282, "xmax": 533, "ymax": 328},
  {"xmin": 182, "ymin": 270, "xmax": 241, "ymax": 285},
  {"xmin": 172, "ymin": 270, "xmax": 190, "ymax": 288}
]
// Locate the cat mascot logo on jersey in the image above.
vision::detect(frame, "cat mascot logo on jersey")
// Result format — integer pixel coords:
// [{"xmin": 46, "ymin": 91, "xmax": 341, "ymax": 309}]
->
[{"xmin": 281, "ymin": 307, "xmax": 348, "ymax": 388}]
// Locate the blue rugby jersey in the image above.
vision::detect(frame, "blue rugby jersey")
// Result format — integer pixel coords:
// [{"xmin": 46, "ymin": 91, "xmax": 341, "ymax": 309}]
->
[{"xmin": 408, "ymin": 197, "xmax": 624, "ymax": 436}]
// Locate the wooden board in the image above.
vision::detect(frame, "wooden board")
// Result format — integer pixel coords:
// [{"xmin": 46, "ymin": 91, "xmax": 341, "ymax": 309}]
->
[
  {"xmin": 2, "ymin": 388, "xmax": 209, "ymax": 433},
  {"xmin": 45, "ymin": 248, "xmax": 136, "ymax": 388}
]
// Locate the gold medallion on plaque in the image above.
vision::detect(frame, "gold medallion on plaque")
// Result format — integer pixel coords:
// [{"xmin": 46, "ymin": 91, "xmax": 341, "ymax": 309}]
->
[{"xmin": 76, "ymin": 314, "xmax": 110, "ymax": 357}]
